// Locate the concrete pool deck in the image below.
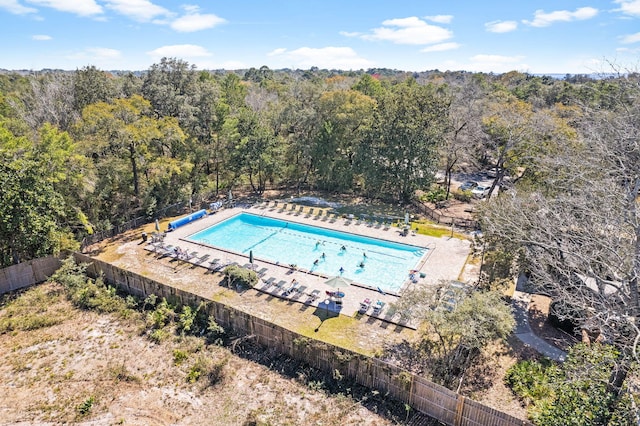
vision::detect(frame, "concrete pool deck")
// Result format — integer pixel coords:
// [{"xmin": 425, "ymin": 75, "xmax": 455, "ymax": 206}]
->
[{"xmin": 143, "ymin": 203, "xmax": 472, "ymax": 327}]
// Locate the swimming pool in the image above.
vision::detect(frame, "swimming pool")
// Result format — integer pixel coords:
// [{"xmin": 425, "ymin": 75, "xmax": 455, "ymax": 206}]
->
[{"xmin": 186, "ymin": 212, "xmax": 426, "ymax": 292}]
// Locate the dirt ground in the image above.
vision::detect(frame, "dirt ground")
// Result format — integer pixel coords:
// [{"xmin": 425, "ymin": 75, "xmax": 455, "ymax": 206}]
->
[{"xmin": 0, "ymin": 282, "xmax": 423, "ymax": 425}]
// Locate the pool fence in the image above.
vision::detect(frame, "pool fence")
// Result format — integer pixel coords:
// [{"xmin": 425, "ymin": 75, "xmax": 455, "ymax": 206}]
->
[
  {"xmin": 0, "ymin": 256, "xmax": 61, "ymax": 295},
  {"xmin": 72, "ymin": 252, "xmax": 530, "ymax": 426}
]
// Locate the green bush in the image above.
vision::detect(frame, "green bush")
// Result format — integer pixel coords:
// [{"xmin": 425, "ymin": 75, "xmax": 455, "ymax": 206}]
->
[
  {"xmin": 505, "ymin": 359, "xmax": 558, "ymax": 406},
  {"xmin": 146, "ymin": 298, "xmax": 176, "ymax": 329},
  {"xmin": 453, "ymin": 189, "xmax": 472, "ymax": 202},
  {"xmin": 422, "ymin": 187, "xmax": 447, "ymax": 203},
  {"xmin": 51, "ymin": 257, "xmax": 130, "ymax": 314},
  {"xmin": 77, "ymin": 396, "xmax": 95, "ymax": 416},
  {"xmin": 223, "ymin": 265, "xmax": 258, "ymax": 289},
  {"xmin": 173, "ymin": 349, "xmax": 189, "ymax": 365},
  {"xmin": 187, "ymin": 354, "xmax": 228, "ymax": 385}
]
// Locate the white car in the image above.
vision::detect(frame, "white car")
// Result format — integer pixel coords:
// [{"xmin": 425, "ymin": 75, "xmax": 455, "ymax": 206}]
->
[
  {"xmin": 486, "ymin": 167, "xmax": 502, "ymax": 178},
  {"xmin": 471, "ymin": 184, "xmax": 492, "ymax": 198}
]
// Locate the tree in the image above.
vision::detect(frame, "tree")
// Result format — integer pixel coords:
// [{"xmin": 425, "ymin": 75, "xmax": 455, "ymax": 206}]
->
[
  {"xmin": 439, "ymin": 75, "xmax": 486, "ymax": 198},
  {"xmin": 390, "ymin": 283, "xmax": 514, "ymax": 389},
  {"xmin": 359, "ymin": 80, "xmax": 450, "ymax": 203},
  {"xmin": 480, "ymin": 73, "xmax": 640, "ymax": 360},
  {"xmin": 0, "ymin": 122, "xmax": 75, "ymax": 265},
  {"xmin": 312, "ymin": 89, "xmax": 375, "ymax": 191},
  {"xmin": 77, "ymin": 95, "xmax": 188, "ymax": 221},
  {"xmin": 506, "ymin": 344, "xmax": 638, "ymax": 426},
  {"xmin": 73, "ymin": 65, "xmax": 114, "ymax": 113},
  {"xmin": 12, "ymin": 72, "xmax": 77, "ymax": 131},
  {"xmin": 142, "ymin": 57, "xmax": 198, "ymax": 122},
  {"xmin": 421, "ymin": 289, "xmax": 514, "ymax": 388}
]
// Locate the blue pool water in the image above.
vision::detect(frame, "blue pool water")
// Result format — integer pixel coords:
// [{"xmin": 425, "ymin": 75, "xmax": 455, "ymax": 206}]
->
[{"xmin": 186, "ymin": 213, "xmax": 426, "ymax": 292}]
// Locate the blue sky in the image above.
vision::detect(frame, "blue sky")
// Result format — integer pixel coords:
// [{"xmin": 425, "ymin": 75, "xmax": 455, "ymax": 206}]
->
[{"xmin": 1, "ymin": 0, "xmax": 639, "ymax": 74}]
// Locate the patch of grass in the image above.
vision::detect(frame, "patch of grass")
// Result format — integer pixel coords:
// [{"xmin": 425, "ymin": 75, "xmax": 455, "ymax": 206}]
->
[
  {"xmin": 109, "ymin": 363, "xmax": 142, "ymax": 384},
  {"xmin": 173, "ymin": 349, "xmax": 189, "ymax": 365},
  {"xmin": 0, "ymin": 284, "xmax": 69, "ymax": 334},
  {"xmin": 187, "ymin": 354, "xmax": 228, "ymax": 386},
  {"xmin": 149, "ymin": 328, "xmax": 169, "ymax": 344},
  {"xmin": 411, "ymin": 221, "xmax": 467, "ymax": 239},
  {"xmin": 77, "ymin": 396, "xmax": 95, "ymax": 416}
]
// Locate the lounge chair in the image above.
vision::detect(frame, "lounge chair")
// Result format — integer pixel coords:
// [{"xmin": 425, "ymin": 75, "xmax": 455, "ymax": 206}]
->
[
  {"xmin": 194, "ymin": 253, "xmax": 210, "ymax": 265},
  {"xmin": 359, "ymin": 298, "xmax": 372, "ymax": 314},
  {"xmin": 283, "ymin": 281, "xmax": 300, "ymax": 297},
  {"xmin": 294, "ymin": 206, "xmax": 304, "ymax": 216},
  {"xmin": 273, "ymin": 280, "xmax": 288, "ymax": 292},
  {"xmin": 279, "ymin": 203, "xmax": 288, "ymax": 212},
  {"xmin": 207, "ymin": 258, "xmax": 221, "ymax": 270},
  {"xmin": 260, "ymin": 277, "xmax": 276, "ymax": 289},
  {"xmin": 211, "ymin": 260, "xmax": 232, "ymax": 272},
  {"xmin": 373, "ymin": 300, "xmax": 385, "ymax": 315},
  {"xmin": 291, "ymin": 285, "xmax": 307, "ymax": 300},
  {"xmin": 329, "ymin": 213, "xmax": 337, "ymax": 223},
  {"xmin": 305, "ymin": 208, "xmax": 314, "ymax": 218},
  {"xmin": 306, "ymin": 289, "xmax": 321, "ymax": 304},
  {"xmin": 160, "ymin": 245, "xmax": 175, "ymax": 257},
  {"xmin": 255, "ymin": 267, "xmax": 268, "ymax": 277},
  {"xmin": 184, "ymin": 251, "xmax": 198, "ymax": 261}
]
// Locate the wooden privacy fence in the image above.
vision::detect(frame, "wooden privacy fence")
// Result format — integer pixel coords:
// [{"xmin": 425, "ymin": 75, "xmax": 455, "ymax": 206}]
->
[
  {"xmin": 73, "ymin": 253, "xmax": 529, "ymax": 426},
  {"xmin": 0, "ymin": 257, "xmax": 61, "ymax": 295}
]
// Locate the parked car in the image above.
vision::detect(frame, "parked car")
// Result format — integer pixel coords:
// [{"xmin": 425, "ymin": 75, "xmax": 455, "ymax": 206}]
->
[
  {"xmin": 458, "ymin": 181, "xmax": 478, "ymax": 191},
  {"xmin": 486, "ymin": 167, "xmax": 502, "ymax": 178},
  {"xmin": 471, "ymin": 184, "xmax": 492, "ymax": 198}
]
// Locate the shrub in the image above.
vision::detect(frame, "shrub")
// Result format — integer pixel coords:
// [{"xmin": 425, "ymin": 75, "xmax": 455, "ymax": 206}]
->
[
  {"xmin": 422, "ymin": 187, "xmax": 447, "ymax": 203},
  {"xmin": 77, "ymin": 396, "xmax": 95, "ymax": 416},
  {"xmin": 453, "ymin": 190, "xmax": 472, "ymax": 202},
  {"xmin": 223, "ymin": 265, "xmax": 258, "ymax": 289},
  {"xmin": 187, "ymin": 354, "xmax": 228, "ymax": 385},
  {"xmin": 505, "ymin": 359, "xmax": 558, "ymax": 406},
  {"xmin": 146, "ymin": 298, "xmax": 175, "ymax": 329},
  {"xmin": 173, "ymin": 349, "xmax": 189, "ymax": 365},
  {"xmin": 50, "ymin": 257, "xmax": 132, "ymax": 315}
]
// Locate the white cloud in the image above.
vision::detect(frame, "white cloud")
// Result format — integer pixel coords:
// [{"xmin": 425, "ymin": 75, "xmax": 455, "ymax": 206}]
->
[
  {"xmin": 421, "ymin": 42, "xmax": 460, "ymax": 52},
  {"xmin": 620, "ymin": 32, "xmax": 640, "ymax": 43},
  {"xmin": 614, "ymin": 0, "xmax": 640, "ymax": 17},
  {"xmin": 360, "ymin": 16, "xmax": 452, "ymax": 45},
  {"xmin": 103, "ymin": 0, "xmax": 171, "ymax": 22},
  {"xmin": 65, "ymin": 47, "xmax": 122, "ymax": 67},
  {"xmin": 485, "ymin": 20, "xmax": 518, "ymax": 33},
  {"xmin": 147, "ymin": 44, "xmax": 212, "ymax": 59},
  {"xmin": 170, "ymin": 5, "xmax": 226, "ymax": 32},
  {"xmin": 25, "ymin": 0, "xmax": 102, "ymax": 16},
  {"xmin": 267, "ymin": 48, "xmax": 287, "ymax": 56},
  {"xmin": 523, "ymin": 7, "xmax": 598, "ymax": 27},
  {"xmin": 468, "ymin": 54, "xmax": 529, "ymax": 73},
  {"xmin": 85, "ymin": 47, "xmax": 121, "ymax": 58},
  {"xmin": 424, "ymin": 15, "xmax": 453, "ymax": 24},
  {"xmin": 32, "ymin": 34, "xmax": 51, "ymax": 40},
  {"xmin": 339, "ymin": 31, "xmax": 361, "ymax": 37},
  {"xmin": 267, "ymin": 46, "xmax": 373, "ymax": 70},
  {"xmin": 0, "ymin": 0, "xmax": 37, "ymax": 14}
]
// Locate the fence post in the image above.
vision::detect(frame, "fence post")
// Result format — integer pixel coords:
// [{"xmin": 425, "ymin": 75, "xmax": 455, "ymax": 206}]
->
[{"xmin": 454, "ymin": 394, "xmax": 465, "ymax": 425}]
